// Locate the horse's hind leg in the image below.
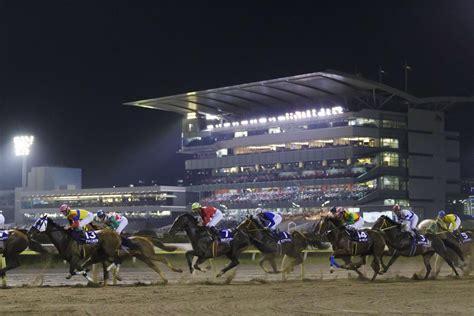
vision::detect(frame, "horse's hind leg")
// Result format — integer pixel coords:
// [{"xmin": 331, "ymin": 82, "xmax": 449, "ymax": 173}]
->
[
  {"xmin": 422, "ymin": 253, "xmax": 433, "ymax": 280},
  {"xmin": 259, "ymin": 254, "xmax": 279, "ymax": 274},
  {"xmin": 152, "ymin": 255, "xmax": 183, "ymax": 273},
  {"xmin": 0, "ymin": 254, "xmax": 21, "ymax": 277},
  {"xmin": 370, "ymin": 256, "xmax": 381, "ymax": 281}
]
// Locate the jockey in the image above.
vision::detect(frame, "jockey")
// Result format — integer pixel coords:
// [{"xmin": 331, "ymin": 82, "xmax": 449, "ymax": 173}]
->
[
  {"xmin": 335, "ymin": 207, "xmax": 365, "ymax": 230},
  {"xmin": 95, "ymin": 210, "xmax": 129, "ymax": 234},
  {"xmin": 0, "ymin": 210, "xmax": 5, "ymax": 229},
  {"xmin": 59, "ymin": 204, "xmax": 94, "ymax": 231},
  {"xmin": 257, "ymin": 208, "xmax": 282, "ymax": 232},
  {"xmin": 392, "ymin": 204, "xmax": 419, "ymax": 238},
  {"xmin": 437, "ymin": 210, "xmax": 462, "ymax": 240},
  {"xmin": 191, "ymin": 202, "xmax": 223, "ymax": 240}
]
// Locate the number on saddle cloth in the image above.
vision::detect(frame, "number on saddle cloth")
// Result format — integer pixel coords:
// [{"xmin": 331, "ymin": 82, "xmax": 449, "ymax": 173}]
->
[
  {"xmin": 277, "ymin": 231, "xmax": 292, "ymax": 244},
  {"xmin": 460, "ymin": 232, "xmax": 471, "ymax": 242},
  {"xmin": 415, "ymin": 234, "xmax": 430, "ymax": 246},
  {"xmin": 218, "ymin": 229, "xmax": 234, "ymax": 243},
  {"xmin": 347, "ymin": 229, "xmax": 368, "ymax": 243},
  {"xmin": 0, "ymin": 230, "xmax": 9, "ymax": 241},
  {"xmin": 72, "ymin": 230, "xmax": 99, "ymax": 244}
]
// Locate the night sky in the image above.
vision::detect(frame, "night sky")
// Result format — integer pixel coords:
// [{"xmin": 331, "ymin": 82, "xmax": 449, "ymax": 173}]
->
[{"xmin": 0, "ymin": 1, "xmax": 473, "ymax": 189}]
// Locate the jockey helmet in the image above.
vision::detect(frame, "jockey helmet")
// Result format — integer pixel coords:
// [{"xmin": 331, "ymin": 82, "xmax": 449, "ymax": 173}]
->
[
  {"xmin": 59, "ymin": 204, "xmax": 70, "ymax": 214},
  {"xmin": 438, "ymin": 210, "xmax": 446, "ymax": 218},
  {"xmin": 97, "ymin": 210, "xmax": 105, "ymax": 219},
  {"xmin": 191, "ymin": 202, "xmax": 201, "ymax": 211},
  {"xmin": 329, "ymin": 206, "xmax": 337, "ymax": 214},
  {"xmin": 336, "ymin": 207, "xmax": 344, "ymax": 215},
  {"xmin": 392, "ymin": 204, "xmax": 401, "ymax": 213},
  {"xmin": 256, "ymin": 207, "xmax": 264, "ymax": 214}
]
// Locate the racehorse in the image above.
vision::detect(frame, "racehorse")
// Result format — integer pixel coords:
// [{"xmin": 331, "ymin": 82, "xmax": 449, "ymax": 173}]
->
[
  {"xmin": 0, "ymin": 228, "xmax": 49, "ymax": 278},
  {"xmin": 315, "ymin": 215, "xmax": 385, "ymax": 281},
  {"xmin": 372, "ymin": 215, "xmax": 461, "ymax": 279},
  {"xmin": 91, "ymin": 223, "xmax": 184, "ymax": 284},
  {"xmin": 168, "ymin": 213, "xmax": 250, "ymax": 277},
  {"xmin": 236, "ymin": 216, "xmax": 313, "ymax": 274},
  {"xmin": 28, "ymin": 215, "xmax": 122, "ymax": 283},
  {"xmin": 418, "ymin": 218, "xmax": 473, "ymax": 276}
]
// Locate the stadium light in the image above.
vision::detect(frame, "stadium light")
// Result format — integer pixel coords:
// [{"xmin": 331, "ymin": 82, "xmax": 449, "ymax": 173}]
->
[
  {"xmin": 204, "ymin": 106, "xmax": 345, "ymax": 130},
  {"xmin": 14, "ymin": 135, "xmax": 34, "ymax": 156},
  {"xmin": 14, "ymin": 135, "xmax": 34, "ymax": 188}
]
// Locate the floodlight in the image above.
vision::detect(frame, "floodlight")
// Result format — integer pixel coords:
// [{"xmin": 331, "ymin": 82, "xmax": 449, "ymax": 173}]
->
[{"xmin": 14, "ymin": 135, "xmax": 34, "ymax": 156}]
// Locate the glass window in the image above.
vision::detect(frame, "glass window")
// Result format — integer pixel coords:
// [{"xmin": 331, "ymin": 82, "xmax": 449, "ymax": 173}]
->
[
  {"xmin": 382, "ymin": 120, "xmax": 406, "ymax": 129},
  {"xmin": 234, "ymin": 131, "xmax": 247, "ymax": 138},
  {"xmin": 269, "ymin": 127, "xmax": 281, "ymax": 134},
  {"xmin": 381, "ymin": 152, "xmax": 400, "ymax": 167},
  {"xmin": 381, "ymin": 138, "xmax": 399, "ymax": 149}
]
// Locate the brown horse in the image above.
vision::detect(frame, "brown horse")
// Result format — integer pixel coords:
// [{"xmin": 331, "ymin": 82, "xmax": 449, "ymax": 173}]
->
[
  {"xmin": 236, "ymin": 216, "xmax": 313, "ymax": 274},
  {"xmin": 315, "ymin": 215, "xmax": 385, "ymax": 281},
  {"xmin": 0, "ymin": 228, "xmax": 49, "ymax": 278},
  {"xmin": 28, "ymin": 215, "xmax": 122, "ymax": 283}
]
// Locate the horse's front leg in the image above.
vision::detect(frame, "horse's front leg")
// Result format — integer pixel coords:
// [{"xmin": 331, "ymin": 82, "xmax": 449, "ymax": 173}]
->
[
  {"xmin": 193, "ymin": 256, "xmax": 209, "ymax": 272},
  {"xmin": 185, "ymin": 250, "xmax": 200, "ymax": 274},
  {"xmin": 0, "ymin": 255, "xmax": 21, "ymax": 277}
]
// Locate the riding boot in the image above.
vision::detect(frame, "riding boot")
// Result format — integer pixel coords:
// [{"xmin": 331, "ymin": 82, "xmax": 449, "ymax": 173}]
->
[
  {"xmin": 412, "ymin": 229, "xmax": 421, "ymax": 242},
  {"xmin": 452, "ymin": 230, "xmax": 463, "ymax": 243}
]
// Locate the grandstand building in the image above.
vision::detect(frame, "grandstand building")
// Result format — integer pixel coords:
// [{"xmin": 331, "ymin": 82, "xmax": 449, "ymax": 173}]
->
[
  {"xmin": 15, "ymin": 185, "xmax": 186, "ymax": 229},
  {"xmin": 127, "ymin": 70, "xmax": 474, "ymax": 219}
]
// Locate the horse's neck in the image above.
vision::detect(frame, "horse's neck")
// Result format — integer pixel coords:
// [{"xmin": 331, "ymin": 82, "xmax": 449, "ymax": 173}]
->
[
  {"xmin": 47, "ymin": 228, "xmax": 72, "ymax": 253},
  {"xmin": 184, "ymin": 225, "xmax": 205, "ymax": 243}
]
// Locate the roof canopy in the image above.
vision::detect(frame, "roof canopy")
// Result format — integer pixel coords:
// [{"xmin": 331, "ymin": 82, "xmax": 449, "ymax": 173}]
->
[{"xmin": 126, "ymin": 70, "xmax": 474, "ymax": 117}]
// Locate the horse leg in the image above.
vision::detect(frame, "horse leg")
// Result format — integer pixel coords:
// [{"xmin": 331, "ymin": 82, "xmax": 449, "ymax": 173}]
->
[
  {"xmin": 185, "ymin": 250, "xmax": 200, "ymax": 274},
  {"xmin": 422, "ymin": 253, "xmax": 433, "ymax": 280},
  {"xmin": 193, "ymin": 256, "xmax": 209, "ymax": 272},
  {"xmin": 217, "ymin": 253, "xmax": 240, "ymax": 278},
  {"xmin": 0, "ymin": 254, "xmax": 21, "ymax": 277},
  {"xmin": 370, "ymin": 256, "xmax": 381, "ymax": 281},
  {"xmin": 339, "ymin": 255, "xmax": 367, "ymax": 280},
  {"xmin": 382, "ymin": 252, "xmax": 400, "ymax": 273},
  {"xmin": 136, "ymin": 254, "xmax": 168, "ymax": 284},
  {"xmin": 151, "ymin": 255, "xmax": 183, "ymax": 273}
]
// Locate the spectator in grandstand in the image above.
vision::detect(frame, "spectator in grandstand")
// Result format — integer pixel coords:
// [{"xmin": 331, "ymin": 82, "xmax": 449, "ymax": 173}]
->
[
  {"xmin": 437, "ymin": 210, "xmax": 463, "ymax": 241},
  {"xmin": 191, "ymin": 202, "xmax": 224, "ymax": 240},
  {"xmin": 392, "ymin": 204, "xmax": 419, "ymax": 239},
  {"xmin": 95, "ymin": 210, "xmax": 129, "ymax": 234}
]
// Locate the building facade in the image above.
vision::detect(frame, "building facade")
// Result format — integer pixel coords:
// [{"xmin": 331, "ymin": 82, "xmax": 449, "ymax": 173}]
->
[
  {"xmin": 15, "ymin": 185, "xmax": 186, "ymax": 229},
  {"xmin": 127, "ymin": 70, "xmax": 473, "ymax": 220}
]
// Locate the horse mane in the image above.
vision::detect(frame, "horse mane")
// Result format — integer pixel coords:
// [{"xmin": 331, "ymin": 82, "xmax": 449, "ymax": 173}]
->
[
  {"xmin": 46, "ymin": 217, "xmax": 66, "ymax": 230},
  {"xmin": 379, "ymin": 215, "xmax": 399, "ymax": 226}
]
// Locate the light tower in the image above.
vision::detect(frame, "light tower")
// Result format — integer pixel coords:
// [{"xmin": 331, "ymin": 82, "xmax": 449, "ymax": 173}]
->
[{"xmin": 14, "ymin": 135, "xmax": 34, "ymax": 188}]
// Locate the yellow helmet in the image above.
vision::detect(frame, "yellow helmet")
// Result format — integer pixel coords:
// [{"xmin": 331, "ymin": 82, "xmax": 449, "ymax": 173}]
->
[{"xmin": 191, "ymin": 202, "xmax": 201, "ymax": 211}]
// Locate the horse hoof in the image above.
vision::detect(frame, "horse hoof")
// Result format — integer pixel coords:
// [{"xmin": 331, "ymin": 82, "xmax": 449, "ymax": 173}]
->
[
  {"xmin": 216, "ymin": 272, "xmax": 223, "ymax": 278},
  {"xmin": 65, "ymin": 275, "xmax": 72, "ymax": 279},
  {"xmin": 329, "ymin": 267, "xmax": 335, "ymax": 274},
  {"xmin": 115, "ymin": 275, "xmax": 122, "ymax": 282},
  {"xmin": 174, "ymin": 268, "xmax": 183, "ymax": 273}
]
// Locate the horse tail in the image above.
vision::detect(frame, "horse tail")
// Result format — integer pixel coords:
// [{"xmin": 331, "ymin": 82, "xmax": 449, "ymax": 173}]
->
[
  {"xmin": 442, "ymin": 238, "xmax": 465, "ymax": 261},
  {"xmin": 147, "ymin": 237, "xmax": 177, "ymax": 252}
]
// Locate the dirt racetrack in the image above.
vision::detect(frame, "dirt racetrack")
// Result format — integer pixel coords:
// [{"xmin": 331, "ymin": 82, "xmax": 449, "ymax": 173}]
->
[
  {"xmin": 1, "ymin": 277, "xmax": 473, "ymax": 315},
  {"xmin": 1, "ymin": 255, "xmax": 473, "ymax": 315}
]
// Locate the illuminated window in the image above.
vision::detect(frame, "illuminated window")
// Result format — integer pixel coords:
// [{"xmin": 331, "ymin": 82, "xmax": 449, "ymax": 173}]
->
[
  {"xmin": 269, "ymin": 127, "xmax": 281, "ymax": 134},
  {"xmin": 234, "ymin": 131, "xmax": 248, "ymax": 138},
  {"xmin": 381, "ymin": 138, "xmax": 399, "ymax": 149},
  {"xmin": 381, "ymin": 152, "xmax": 399, "ymax": 167}
]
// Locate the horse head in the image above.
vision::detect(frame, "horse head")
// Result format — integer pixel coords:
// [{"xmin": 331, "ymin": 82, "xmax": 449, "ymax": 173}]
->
[
  {"xmin": 168, "ymin": 213, "xmax": 198, "ymax": 235},
  {"xmin": 28, "ymin": 215, "xmax": 50, "ymax": 236}
]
